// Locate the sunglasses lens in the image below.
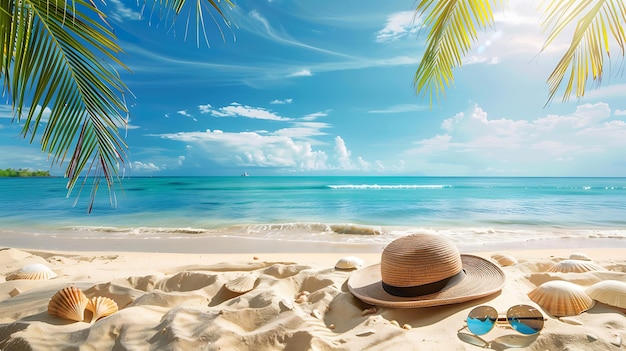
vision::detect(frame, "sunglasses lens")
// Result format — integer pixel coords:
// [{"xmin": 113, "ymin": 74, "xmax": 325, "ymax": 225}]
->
[
  {"xmin": 467, "ymin": 306, "xmax": 498, "ymax": 335},
  {"xmin": 507, "ymin": 305, "xmax": 544, "ymax": 335}
]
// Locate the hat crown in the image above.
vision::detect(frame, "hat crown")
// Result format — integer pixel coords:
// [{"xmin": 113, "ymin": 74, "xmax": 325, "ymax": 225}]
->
[{"xmin": 381, "ymin": 234, "xmax": 462, "ymax": 288}]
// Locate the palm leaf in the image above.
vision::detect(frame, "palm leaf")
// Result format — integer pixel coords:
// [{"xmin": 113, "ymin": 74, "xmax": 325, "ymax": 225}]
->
[
  {"xmin": 2, "ymin": 0, "xmax": 129, "ymax": 211},
  {"xmin": 1, "ymin": 0, "xmax": 234, "ymax": 211},
  {"xmin": 540, "ymin": 0, "xmax": 626, "ymax": 104},
  {"xmin": 413, "ymin": 0, "xmax": 505, "ymax": 105}
]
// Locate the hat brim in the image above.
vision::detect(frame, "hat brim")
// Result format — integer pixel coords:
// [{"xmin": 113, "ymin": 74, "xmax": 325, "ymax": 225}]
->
[{"xmin": 347, "ymin": 254, "xmax": 505, "ymax": 308}]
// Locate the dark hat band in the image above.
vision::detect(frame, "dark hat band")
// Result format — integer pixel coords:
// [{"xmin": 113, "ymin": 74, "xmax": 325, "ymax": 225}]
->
[{"xmin": 382, "ymin": 270, "xmax": 466, "ymax": 297}]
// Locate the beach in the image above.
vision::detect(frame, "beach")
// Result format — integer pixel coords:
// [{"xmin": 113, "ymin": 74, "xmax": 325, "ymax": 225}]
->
[
  {"xmin": 1, "ymin": 235, "xmax": 625, "ymax": 350},
  {"xmin": 1, "ymin": 176, "xmax": 625, "ymax": 349}
]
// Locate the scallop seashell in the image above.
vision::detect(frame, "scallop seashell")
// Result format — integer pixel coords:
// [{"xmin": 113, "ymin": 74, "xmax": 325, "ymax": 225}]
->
[
  {"xmin": 6, "ymin": 263, "xmax": 57, "ymax": 281},
  {"xmin": 86, "ymin": 296, "xmax": 118, "ymax": 323},
  {"xmin": 569, "ymin": 253, "xmax": 591, "ymax": 261},
  {"xmin": 335, "ymin": 256, "xmax": 365, "ymax": 270},
  {"xmin": 528, "ymin": 280, "xmax": 594, "ymax": 317},
  {"xmin": 491, "ymin": 253, "xmax": 518, "ymax": 266},
  {"xmin": 48, "ymin": 286, "xmax": 89, "ymax": 322},
  {"xmin": 224, "ymin": 274, "xmax": 258, "ymax": 293},
  {"xmin": 548, "ymin": 259, "xmax": 606, "ymax": 273},
  {"xmin": 585, "ymin": 280, "xmax": 626, "ymax": 309}
]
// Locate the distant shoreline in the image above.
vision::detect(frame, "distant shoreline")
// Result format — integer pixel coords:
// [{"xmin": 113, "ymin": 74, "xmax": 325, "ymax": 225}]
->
[{"xmin": 0, "ymin": 168, "xmax": 51, "ymax": 177}]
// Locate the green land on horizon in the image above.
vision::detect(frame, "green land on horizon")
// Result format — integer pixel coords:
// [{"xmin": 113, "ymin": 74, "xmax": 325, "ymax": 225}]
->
[{"xmin": 0, "ymin": 168, "xmax": 51, "ymax": 177}]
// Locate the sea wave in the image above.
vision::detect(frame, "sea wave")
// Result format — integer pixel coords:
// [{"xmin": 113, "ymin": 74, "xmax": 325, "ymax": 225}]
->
[
  {"xmin": 328, "ymin": 184, "xmax": 451, "ymax": 189},
  {"xmin": 11, "ymin": 224, "xmax": 626, "ymax": 247}
]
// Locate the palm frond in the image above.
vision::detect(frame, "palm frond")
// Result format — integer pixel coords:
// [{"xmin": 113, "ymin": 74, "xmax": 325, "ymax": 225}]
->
[
  {"xmin": 1, "ymin": 0, "xmax": 235, "ymax": 211},
  {"xmin": 413, "ymin": 0, "xmax": 505, "ymax": 105},
  {"xmin": 2, "ymin": 0, "xmax": 129, "ymax": 211},
  {"xmin": 540, "ymin": 0, "xmax": 626, "ymax": 104},
  {"xmin": 145, "ymin": 0, "xmax": 235, "ymax": 47}
]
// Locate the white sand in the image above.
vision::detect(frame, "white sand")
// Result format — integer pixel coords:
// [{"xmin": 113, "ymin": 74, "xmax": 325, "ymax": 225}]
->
[{"xmin": 0, "ymin": 238, "xmax": 625, "ymax": 350}]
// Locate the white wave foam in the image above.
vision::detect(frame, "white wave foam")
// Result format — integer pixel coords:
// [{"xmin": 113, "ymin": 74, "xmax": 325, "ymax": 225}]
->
[{"xmin": 328, "ymin": 184, "xmax": 450, "ymax": 189}]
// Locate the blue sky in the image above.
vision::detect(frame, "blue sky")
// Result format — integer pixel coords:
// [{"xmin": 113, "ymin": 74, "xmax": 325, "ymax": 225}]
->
[{"xmin": 2, "ymin": 0, "xmax": 626, "ymax": 176}]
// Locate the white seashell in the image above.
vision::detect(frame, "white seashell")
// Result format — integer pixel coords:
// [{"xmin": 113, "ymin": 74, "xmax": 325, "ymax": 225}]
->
[
  {"xmin": 295, "ymin": 291, "xmax": 310, "ymax": 304},
  {"xmin": 335, "ymin": 256, "xmax": 365, "ymax": 270},
  {"xmin": 356, "ymin": 329, "xmax": 375, "ymax": 337},
  {"xmin": 328, "ymin": 323, "xmax": 335, "ymax": 329},
  {"xmin": 295, "ymin": 295, "xmax": 308, "ymax": 304},
  {"xmin": 6, "ymin": 263, "xmax": 57, "ymax": 281},
  {"xmin": 491, "ymin": 253, "xmax": 518, "ymax": 266},
  {"xmin": 402, "ymin": 324, "xmax": 412, "ymax": 330},
  {"xmin": 295, "ymin": 291, "xmax": 310, "ymax": 298},
  {"xmin": 587, "ymin": 334, "xmax": 598, "ymax": 341},
  {"xmin": 279, "ymin": 298, "xmax": 294, "ymax": 311},
  {"xmin": 311, "ymin": 309, "xmax": 322, "ymax": 319},
  {"xmin": 548, "ymin": 260, "xmax": 606, "ymax": 273},
  {"xmin": 224, "ymin": 274, "xmax": 258, "ymax": 293},
  {"xmin": 585, "ymin": 280, "xmax": 626, "ymax": 309},
  {"xmin": 528, "ymin": 280, "xmax": 594, "ymax": 317},
  {"xmin": 569, "ymin": 253, "xmax": 591, "ymax": 261},
  {"xmin": 610, "ymin": 336, "xmax": 622, "ymax": 347},
  {"xmin": 390, "ymin": 320, "xmax": 400, "ymax": 327},
  {"xmin": 86, "ymin": 296, "xmax": 118, "ymax": 323},
  {"xmin": 48, "ymin": 286, "xmax": 89, "ymax": 322}
]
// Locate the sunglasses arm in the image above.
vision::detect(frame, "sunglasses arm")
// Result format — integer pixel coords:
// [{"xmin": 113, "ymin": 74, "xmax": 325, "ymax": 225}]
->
[{"xmin": 457, "ymin": 325, "xmax": 490, "ymax": 348}]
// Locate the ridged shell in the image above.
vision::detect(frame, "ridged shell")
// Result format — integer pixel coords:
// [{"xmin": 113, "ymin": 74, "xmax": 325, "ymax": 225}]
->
[
  {"xmin": 528, "ymin": 280, "xmax": 594, "ymax": 317},
  {"xmin": 491, "ymin": 253, "xmax": 518, "ymax": 266},
  {"xmin": 335, "ymin": 256, "xmax": 365, "ymax": 270},
  {"xmin": 224, "ymin": 274, "xmax": 258, "ymax": 293},
  {"xmin": 569, "ymin": 253, "xmax": 591, "ymax": 261},
  {"xmin": 87, "ymin": 296, "xmax": 118, "ymax": 323},
  {"xmin": 585, "ymin": 280, "xmax": 626, "ymax": 309},
  {"xmin": 6, "ymin": 263, "xmax": 57, "ymax": 281},
  {"xmin": 548, "ymin": 260, "xmax": 605, "ymax": 273},
  {"xmin": 48, "ymin": 286, "xmax": 89, "ymax": 322}
]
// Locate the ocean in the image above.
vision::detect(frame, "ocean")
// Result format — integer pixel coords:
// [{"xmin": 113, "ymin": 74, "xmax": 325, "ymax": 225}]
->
[{"xmin": 1, "ymin": 176, "xmax": 625, "ymax": 247}]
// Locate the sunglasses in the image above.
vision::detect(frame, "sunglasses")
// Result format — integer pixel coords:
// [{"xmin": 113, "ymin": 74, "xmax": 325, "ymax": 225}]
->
[{"xmin": 463, "ymin": 304, "xmax": 545, "ymax": 336}]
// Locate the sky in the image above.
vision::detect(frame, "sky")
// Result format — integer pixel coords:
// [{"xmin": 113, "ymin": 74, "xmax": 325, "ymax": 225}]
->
[{"xmin": 2, "ymin": 0, "xmax": 626, "ymax": 177}]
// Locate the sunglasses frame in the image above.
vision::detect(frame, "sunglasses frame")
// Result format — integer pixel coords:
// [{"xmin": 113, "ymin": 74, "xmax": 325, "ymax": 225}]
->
[{"xmin": 461, "ymin": 304, "xmax": 546, "ymax": 336}]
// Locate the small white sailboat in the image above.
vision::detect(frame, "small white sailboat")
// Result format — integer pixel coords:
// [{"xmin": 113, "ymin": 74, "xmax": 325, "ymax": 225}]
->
[{"xmin": 241, "ymin": 171, "xmax": 249, "ymax": 177}]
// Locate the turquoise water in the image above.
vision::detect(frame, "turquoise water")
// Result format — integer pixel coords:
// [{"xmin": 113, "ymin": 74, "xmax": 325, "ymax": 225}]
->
[{"xmin": 1, "ymin": 176, "xmax": 625, "ymax": 245}]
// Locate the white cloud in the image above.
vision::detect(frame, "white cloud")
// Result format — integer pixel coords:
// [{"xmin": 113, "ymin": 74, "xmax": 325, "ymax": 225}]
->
[
  {"xmin": 198, "ymin": 102, "xmax": 291, "ymax": 121},
  {"xmin": 375, "ymin": 11, "xmax": 420, "ymax": 42},
  {"xmin": 584, "ymin": 83, "xmax": 626, "ymax": 100},
  {"xmin": 150, "ymin": 129, "xmax": 372, "ymax": 172},
  {"xmin": 131, "ymin": 161, "xmax": 160, "ymax": 172},
  {"xmin": 270, "ymin": 98, "xmax": 293, "ymax": 105},
  {"xmin": 615, "ymin": 109, "xmax": 626, "ymax": 116},
  {"xmin": 108, "ymin": 0, "xmax": 142, "ymax": 21},
  {"xmin": 247, "ymin": 10, "xmax": 349, "ymax": 57},
  {"xmin": 369, "ymin": 104, "xmax": 428, "ymax": 114},
  {"xmin": 288, "ymin": 69, "xmax": 312, "ymax": 77},
  {"xmin": 177, "ymin": 110, "xmax": 197, "ymax": 122},
  {"xmin": 153, "ymin": 129, "xmax": 328, "ymax": 170},
  {"xmin": 335, "ymin": 136, "xmax": 355, "ymax": 170},
  {"xmin": 302, "ymin": 111, "xmax": 330, "ymax": 121},
  {"xmin": 0, "ymin": 105, "xmax": 13, "ymax": 119},
  {"xmin": 274, "ymin": 122, "xmax": 330, "ymax": 139},
  {"xmin": 177, "ymin": 156, "xmax": 185, "ymax": 166},
  {"xmin": 406, "ymin": 102, "xmax": 626, "ymax": 175}
]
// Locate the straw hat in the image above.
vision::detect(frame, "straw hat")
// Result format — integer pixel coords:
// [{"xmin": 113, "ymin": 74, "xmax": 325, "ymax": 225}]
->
[{"xmin": 348, "ymin": 233, "xmax": 505, "ymax": 308}]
